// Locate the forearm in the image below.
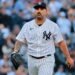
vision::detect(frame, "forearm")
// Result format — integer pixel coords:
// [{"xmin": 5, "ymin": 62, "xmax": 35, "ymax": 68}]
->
[
  {"xmin": 14, "ymin": 40, "xmax": 23, "ymax": 53},
  {"xmin": 58, "ymin": 41, "xmax": 70, "ymax": 59}
]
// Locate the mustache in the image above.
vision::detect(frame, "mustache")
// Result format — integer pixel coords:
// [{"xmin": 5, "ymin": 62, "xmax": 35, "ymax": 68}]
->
[{"xmin": 37, "ymin": 12, "xmax": 41, "ymax": 15}]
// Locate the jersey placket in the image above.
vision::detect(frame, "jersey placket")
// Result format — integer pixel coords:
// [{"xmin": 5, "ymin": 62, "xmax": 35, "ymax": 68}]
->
[{"xmin": 36, "ymin": 27, "xmax": 42, "ymax": 56}]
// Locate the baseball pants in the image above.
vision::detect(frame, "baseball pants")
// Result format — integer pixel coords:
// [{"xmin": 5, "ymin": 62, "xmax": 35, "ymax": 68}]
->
[{"xmin": 28, "ymin": 54, "xmax": 55, "ymax": 75}]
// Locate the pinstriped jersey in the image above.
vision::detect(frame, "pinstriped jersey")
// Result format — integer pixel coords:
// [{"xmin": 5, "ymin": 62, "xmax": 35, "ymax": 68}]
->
[{"xmin": 16, "ymin": 18, "xmax": 63, "ymax": 57}]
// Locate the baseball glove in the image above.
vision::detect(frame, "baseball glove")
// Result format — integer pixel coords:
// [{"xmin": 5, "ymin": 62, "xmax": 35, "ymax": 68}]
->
[{"xmin": 10, "ymin": 53, "xmax": 25, "ymax": 70}]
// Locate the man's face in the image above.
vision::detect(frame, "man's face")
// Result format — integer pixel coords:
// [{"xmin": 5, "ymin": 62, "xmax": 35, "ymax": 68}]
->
[
  {"xmin": 68, "ymin": 8, "xmax": 75, "ymax": 21},
  {"xmin": 34, "ymin": 7, "xmax": 47, "ymax": 19}
]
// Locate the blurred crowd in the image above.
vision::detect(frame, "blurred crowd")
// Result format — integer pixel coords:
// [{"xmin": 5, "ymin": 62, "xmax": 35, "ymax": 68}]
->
[{"xmin": 0, "ymin": 0, "xmax": 75, "ymax": 75}]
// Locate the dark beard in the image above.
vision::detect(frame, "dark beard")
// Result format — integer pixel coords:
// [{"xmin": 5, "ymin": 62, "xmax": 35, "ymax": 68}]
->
[
  {"xmin": 36, "ymin": 17, "xmax": 43, "ymax": 20},
  {"xmin": 36, "ymin": 15, "xmax": 43, "ymax": 20}
]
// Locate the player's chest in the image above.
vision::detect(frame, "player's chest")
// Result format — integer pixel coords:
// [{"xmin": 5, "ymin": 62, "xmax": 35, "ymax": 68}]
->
[{"xmin": 27, "ymin": 26, "xmax": 52, "ymax": 41}]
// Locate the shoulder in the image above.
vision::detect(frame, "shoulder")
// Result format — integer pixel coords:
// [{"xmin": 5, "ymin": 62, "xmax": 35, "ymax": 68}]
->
[
  {"xmin": 23, "ymin": 19, "xmax": 35, "ymax": 27},
  {"xmin": 22, "ymin": 19, "xmax": 35, "ymax": 29},
  {"xmin": 47, "ymin": 18, "xmax": 59, "ymax": 28},
  {"xmin": 24, "ymin": 19, "xmax": 35, "ymax": 26}
]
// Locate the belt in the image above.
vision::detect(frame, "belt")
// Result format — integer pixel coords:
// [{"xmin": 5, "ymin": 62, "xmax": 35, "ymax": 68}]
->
[{"xmin": 29, "ymin": 54, "xmax": 51, "ymax": 59}]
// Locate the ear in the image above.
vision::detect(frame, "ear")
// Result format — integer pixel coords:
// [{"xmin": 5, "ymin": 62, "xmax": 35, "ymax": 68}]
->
[
  {"xmin": 32, "ymin": 9, "xmax": 36, "ymax": 17},
  {"xmin": 46, "ymin": 8, "xmax": 49, "ymax": 16}
]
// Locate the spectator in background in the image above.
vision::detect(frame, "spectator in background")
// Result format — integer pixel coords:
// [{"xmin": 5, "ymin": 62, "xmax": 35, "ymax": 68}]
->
[
  {"xmin": 11, "ymin": 25, "xmax": 20, "ymax": 36},
  {"xmin": 13, "ymin": 0, "xmax": 25, "ymax": 13},
  {"xmin": 9, "ymin": 25, "xmax": 20, "ymax": 43},
  {"xmin": 0, "ymin": 53, "xmax": 14, "ymax": 75},
  {"xmin": 11, "ymin": 9, "xmax": 22, "ymax": 29},
  {"xmin": 0, "ymin": 23, "xmax": 10, "ymax": 58},
  {"xmin": 1, "ymin": 0, "xmax": 12, "ymax": 16},
  {"xmin": 0, "ymin": 62, "xmax": 15, "ymax": 75},
  {"xmin": 0, "ymin": 53, "xmax": 12, "ymax": 68},
  {"xmin": 0, "ymin": 24, "xmax": 5, "ymax": 58},
  {"xmin": 54, "ymin": 65, "xmax": 66, "ymax": 75},
  {"xmin": 48, "ymin": 0, "xmax": 62, "ymax": 17},
  {"xmin": 0, "ymin": 24, "xmax": 10, "ymax": 39},
  {"xmin": 12, "ymin": 9, "xmax": 25, "ymax": 28},
  {"xmin": 3, "ymin": 25, "xmax": 21, "ymax": 51},
  {"xmin": 57, "ymin": 11, "xmax": 71, "ymax": 38},
  {"xmin": 68, "ymin": 0, "xmax": 75, "ymax": 7},
  {"xmin": 59, "ymin": 0, "xmax": 70, "ymax": 15},
  {"xmin": 68, "ymin": 6, "xmax": 75, "ymax": 33},
  {"xmin": 0, "ymin": 3, "xmax": 14, "ymax": 30},
  {"xmin": 23, "ymin": 1, "xmax": 34, "ymax": 22},
  {"xmin": 16, "ymin": 65, "xmax": 28, "ymax": 75},
  {"xmin": 2, "ymin": 38, "xmax": 13, "ymax": 56},
  {"xmin": 68, "ymin": 6, "xmax": 75, "ymax": 49},
  {"xmin": 17, "ymin": 9, "xmax": 27, "ymax": 28}
]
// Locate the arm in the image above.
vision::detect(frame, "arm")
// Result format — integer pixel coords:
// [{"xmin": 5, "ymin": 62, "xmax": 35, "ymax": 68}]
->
[
  {"xmin": 13, "ymin": 40, "xmax": 23, "ymax": 53},
  {"xmin": 53, "ymin": 23, "xmax": 74, "ymax": 68},
  {"xmin": 58, "ymin": 40, "xmax": 74, "ymax": 68},
  {"xmin": 13, "ymin": 24, "xmax": 27, "ymax": 53},
  {"xmin": 58, "ymin": 40, "xmax": 70, "ymax": 59}
]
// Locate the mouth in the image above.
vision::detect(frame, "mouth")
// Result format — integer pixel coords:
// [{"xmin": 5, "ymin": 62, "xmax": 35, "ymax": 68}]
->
[{"xmin": 37, "ymin": 13, "xmax": 42, "ymax": 17}]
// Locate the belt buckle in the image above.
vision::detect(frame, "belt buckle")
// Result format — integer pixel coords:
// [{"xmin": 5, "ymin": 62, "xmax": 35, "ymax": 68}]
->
[{"xmin": 44, "ymin": 55, "xmax": 48, "ymax": 58}]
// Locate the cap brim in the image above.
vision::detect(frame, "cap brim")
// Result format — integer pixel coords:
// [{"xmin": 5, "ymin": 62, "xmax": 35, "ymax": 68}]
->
[{"xmin": 34, "ymin": 5, "xmax": 46, "ymax": 9}]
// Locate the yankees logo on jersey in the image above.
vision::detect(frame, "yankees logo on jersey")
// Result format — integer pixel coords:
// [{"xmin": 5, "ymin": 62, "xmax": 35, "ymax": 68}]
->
[{"xmin": 43, "ymin": 31, "xmax": 51, "ymax": 40}]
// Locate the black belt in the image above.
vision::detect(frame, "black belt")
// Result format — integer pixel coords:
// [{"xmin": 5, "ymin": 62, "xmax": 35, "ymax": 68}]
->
[{"xmin": 30, "ymin": 54, "xmax": 51, "ymax": 59}]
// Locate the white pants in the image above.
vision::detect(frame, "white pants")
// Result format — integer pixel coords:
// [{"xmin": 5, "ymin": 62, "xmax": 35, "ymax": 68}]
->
[{"xmin": 28, "ymin": 55, "xmax": 55, "ymax": 75}]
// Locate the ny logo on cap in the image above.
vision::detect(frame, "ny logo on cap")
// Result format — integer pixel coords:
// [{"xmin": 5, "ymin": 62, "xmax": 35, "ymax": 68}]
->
[{"xmin": 38, "ymin": 2, "xmax": 41, "ymax": 5}]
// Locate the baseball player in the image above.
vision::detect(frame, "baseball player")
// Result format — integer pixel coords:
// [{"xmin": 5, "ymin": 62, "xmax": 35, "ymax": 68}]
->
[{"xmin": 13, "ymin": 2, "xmax": 74, "ymax": 75}]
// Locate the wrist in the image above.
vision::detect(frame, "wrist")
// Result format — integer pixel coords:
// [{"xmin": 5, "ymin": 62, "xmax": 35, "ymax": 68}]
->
[
  {"xmin": 13, "ymin": 50, "xmax": 19, "ymax": 53},
  {"xmin": 66, "ymin": 56, "xmax": 71, "ymax": 59}
]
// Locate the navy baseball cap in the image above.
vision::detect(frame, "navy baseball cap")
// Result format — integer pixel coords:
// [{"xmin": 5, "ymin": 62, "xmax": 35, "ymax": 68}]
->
[{"xmin": 34, "ymin": 2, "xmax": 47, "ymax": 9}]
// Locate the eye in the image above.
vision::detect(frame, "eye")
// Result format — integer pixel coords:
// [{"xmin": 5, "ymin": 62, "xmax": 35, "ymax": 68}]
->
[
  {"xmin": 35, "ymin": 8, "xmax": 39, "ymax": 10},
  {"xmin": 40, "ymin": 8, "xmax": 45, "ymax": 10}
]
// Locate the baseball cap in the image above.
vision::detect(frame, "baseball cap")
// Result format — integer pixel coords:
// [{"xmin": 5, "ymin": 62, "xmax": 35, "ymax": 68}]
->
[{"xmin": 34, "ymin": 2, "xmax": 47, "ymax": 9}]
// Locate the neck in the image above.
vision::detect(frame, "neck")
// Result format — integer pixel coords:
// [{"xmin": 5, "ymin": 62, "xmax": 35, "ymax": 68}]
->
[{"xmin": 35, "ymin": 18, "xmax": 46, "ymax": 26}]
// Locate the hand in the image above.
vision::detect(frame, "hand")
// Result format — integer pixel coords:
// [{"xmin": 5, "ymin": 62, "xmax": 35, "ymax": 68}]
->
[
  {"xmin": 11, "ymin": 50, "xmax": 18, "ymax": 54},
  {"xmin": 66, "ymin": 57, "xmax": 74, "ymax": 68},
  {"xmin": 11, "ymin": 50, "xmax": 18, "ymax": 57}
]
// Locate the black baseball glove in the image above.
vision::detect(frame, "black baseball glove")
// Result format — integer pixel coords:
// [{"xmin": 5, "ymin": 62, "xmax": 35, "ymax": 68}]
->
[{"xmin": 10, "ymin": 53, "xmax": 25, "ymax": 70}]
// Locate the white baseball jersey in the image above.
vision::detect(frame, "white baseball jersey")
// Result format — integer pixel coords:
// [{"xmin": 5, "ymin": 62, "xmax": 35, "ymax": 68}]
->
[{"xmin": 16, "ymin": 18, "xmax": 63, "ymax": 57}]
